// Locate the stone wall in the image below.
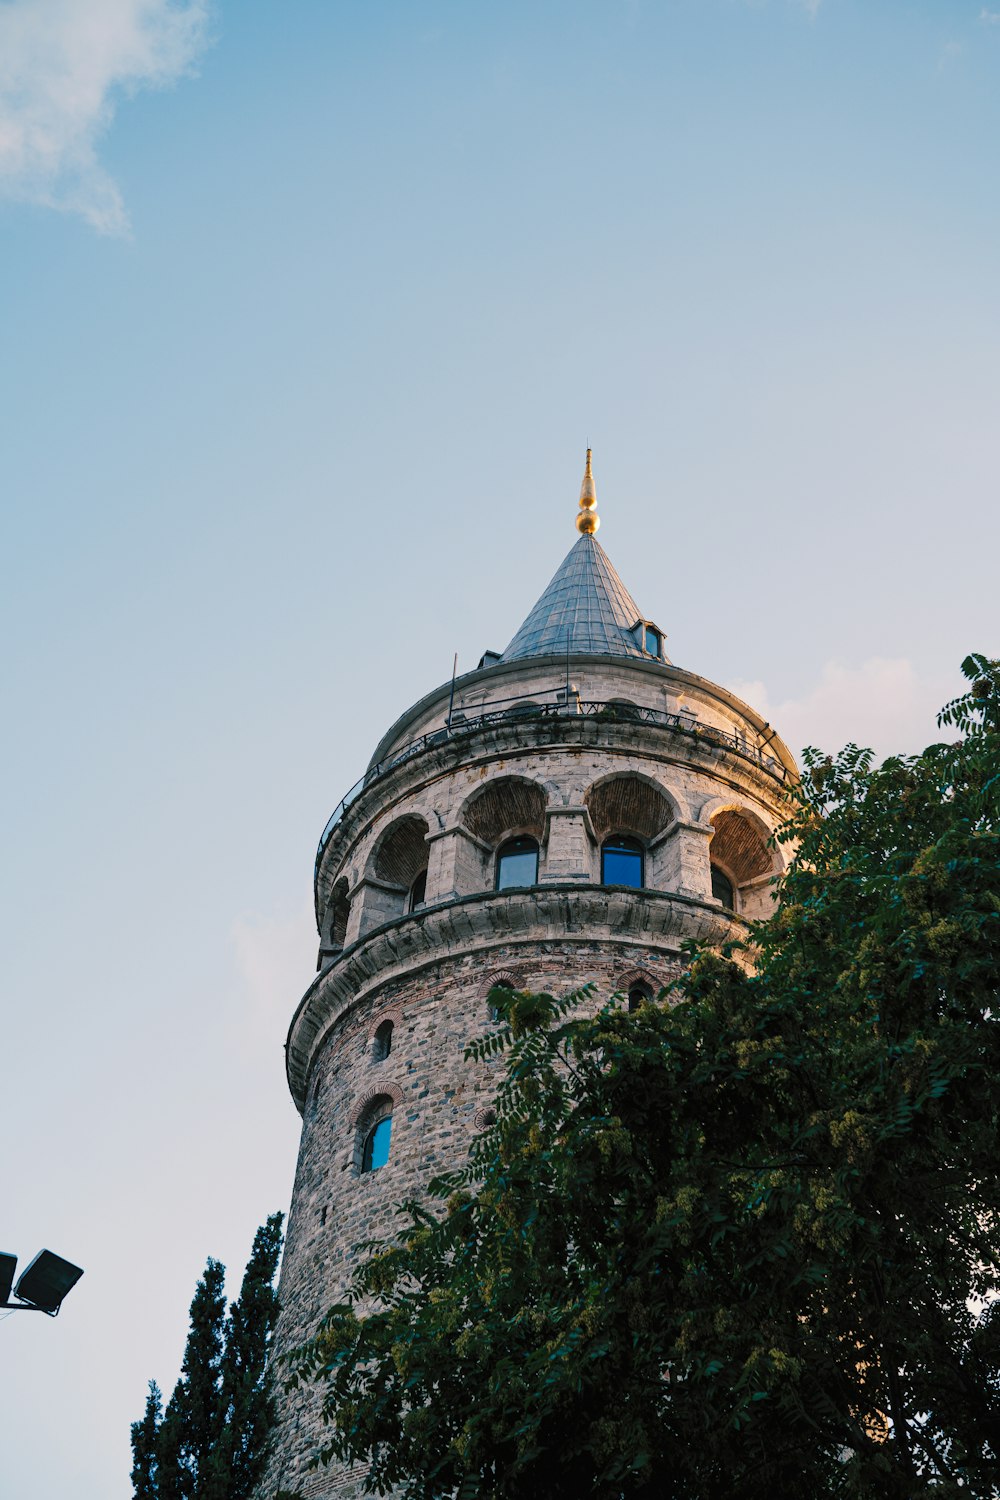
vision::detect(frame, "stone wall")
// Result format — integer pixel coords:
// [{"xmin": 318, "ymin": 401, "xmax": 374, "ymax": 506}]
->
[{"xmin": 264, "ymin": 938, "xmax": 686, "ymax": 1499}]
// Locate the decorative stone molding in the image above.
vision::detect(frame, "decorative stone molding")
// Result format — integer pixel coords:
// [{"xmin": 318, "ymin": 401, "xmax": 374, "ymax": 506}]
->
[
  {"xmin": 285, "ymin": 884, "xmax": 742, "ymax": 1109},
  {"xmin": 482, "ymin": 967, "xmax": 522, "ymax": 995},
  {"xmin": 618, "ymin": 966, "xmax": 659, "ymax": 996},
  {"xmin": 350, "ymin": 1080, "xmax": 404, "ymax": 1127},
  {"xmin": 365, "ymin": 1005, "xmax": 403, "ymax": 1042}
]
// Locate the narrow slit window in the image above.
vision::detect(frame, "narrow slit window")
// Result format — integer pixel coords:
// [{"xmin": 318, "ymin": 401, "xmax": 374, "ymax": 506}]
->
[
  {"xmin": 373, "ymin": 1020, "xmax": 393, "ymax": 1061},
  {"xmin": 408, "ymin": 870, "xmax": 427, "ymax": 911}
]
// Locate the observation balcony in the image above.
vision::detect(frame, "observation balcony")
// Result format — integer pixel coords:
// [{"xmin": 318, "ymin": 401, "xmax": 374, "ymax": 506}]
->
[{"xmin": 315, "ymin": 695, "xmax": 791, "ymax": 879}]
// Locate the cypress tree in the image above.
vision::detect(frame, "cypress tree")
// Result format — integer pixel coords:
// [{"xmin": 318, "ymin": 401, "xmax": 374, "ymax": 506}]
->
[
  {"xmin": 179, "ymin": 1257, "xmax": 227, "ymax": 1493},
  {"xmin": 207, "ymin": 1213, "xmax": 285, "ymax": 1500},
  {"xmin": 144, "ymin": 1258, "xmax": 226, "ymax": 1499},
  {"xmin": 155, "ymin": 1379, "xmax": 186, "ymax": 1500},
  {"xmin": 131, "ymin": 1218, "xmax": 284, "ymax": 1500},
  {"xmin": 129, "ymin": 1381, "xmax": 162, "ymax": 1500}
]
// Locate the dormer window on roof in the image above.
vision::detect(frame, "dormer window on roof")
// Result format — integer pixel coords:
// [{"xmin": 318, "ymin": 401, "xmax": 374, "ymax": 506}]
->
[{"xmin": 631, "ymin": 620, "xmax": 664, "ymax": 660}]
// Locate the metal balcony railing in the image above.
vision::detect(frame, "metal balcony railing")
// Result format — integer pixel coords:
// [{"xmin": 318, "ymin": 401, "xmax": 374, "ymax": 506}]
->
[{"xmin": 315, "ymin": 698, "xmax": 789, "ymax": 875}]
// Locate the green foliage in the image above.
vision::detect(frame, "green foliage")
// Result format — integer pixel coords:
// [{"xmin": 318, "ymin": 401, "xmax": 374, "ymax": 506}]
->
[
  {"xmin": 286, "ymin": 656, "xmax": 1000, "ymax": 1498},
  {"xmin": 131, "ymin": 1215, "xmax": 284, "ymax": 1500},
  {"xmin": 208, "ymin": 1214, "xmax": 285, "ymax": 1499},
  {"xmin": 130, "ymin": 1381, "xmax": 162, "ymax": 1500}
]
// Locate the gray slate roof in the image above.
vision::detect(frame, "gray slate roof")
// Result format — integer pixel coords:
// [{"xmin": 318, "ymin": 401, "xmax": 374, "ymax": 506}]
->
[{"xmin": 501, "ymin": 533, "xmax": 655, "ymax": 662}]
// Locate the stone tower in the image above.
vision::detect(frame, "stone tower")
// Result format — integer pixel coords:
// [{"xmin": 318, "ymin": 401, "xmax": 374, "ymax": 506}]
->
[{"xmin": 262, "ymin": 455, "xmax": 796, "ymax": 1498}]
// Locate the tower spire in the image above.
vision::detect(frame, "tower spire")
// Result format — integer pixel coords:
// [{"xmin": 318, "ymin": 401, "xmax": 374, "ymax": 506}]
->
[{"xmin": 576, "ymin": 447, "xmax": 599, "ymax": 534}]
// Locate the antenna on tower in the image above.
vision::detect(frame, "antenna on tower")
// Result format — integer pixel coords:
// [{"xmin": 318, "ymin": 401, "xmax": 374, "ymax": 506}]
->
[{"xmin": 446, "ymin": 652, "xmax": 458, "ymax": 732}]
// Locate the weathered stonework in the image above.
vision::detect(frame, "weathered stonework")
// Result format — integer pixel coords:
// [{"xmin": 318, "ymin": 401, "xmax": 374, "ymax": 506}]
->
[{"xmin": 260, "ymin": 527, "xmax": 796, "ymax": 1499}]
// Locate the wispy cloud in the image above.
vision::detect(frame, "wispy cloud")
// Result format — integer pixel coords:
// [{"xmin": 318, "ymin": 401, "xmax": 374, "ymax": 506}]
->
[
  {"xmin": 981, "ymin": 8, "xmax": 1000, "ymax": 24},
  {"xmin": 727, "ymin": 658, "xmax": 952, "ymax": 764},
  {"xmin": 0, "ymin": 0, "xmax": 210, "ymax": 236}
]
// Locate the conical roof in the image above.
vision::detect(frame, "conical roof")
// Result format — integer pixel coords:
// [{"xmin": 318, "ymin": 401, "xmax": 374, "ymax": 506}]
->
[{"xmin": 500, "ymin": 533, "xmax": 656, "ymax": 662}]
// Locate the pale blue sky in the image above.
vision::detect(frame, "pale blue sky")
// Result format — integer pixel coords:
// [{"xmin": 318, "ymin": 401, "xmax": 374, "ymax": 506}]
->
[{"xmin": 2, "ymin": 3, "xmax": 998, "ymax": 1495}]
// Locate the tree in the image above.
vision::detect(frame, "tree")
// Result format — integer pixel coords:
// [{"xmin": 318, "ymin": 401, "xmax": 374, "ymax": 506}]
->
[
  {"xmin": 131, "ymin": 1215, "xmax": 284, "ymax": 1500},
  {"xmin": 208, "ymin": 1214, "xmax": 285, "ymax": 1499},
  {"xmin": 285, "ymin": 655, "xmax": 1000, "ymax": 1498},
  {"xmin": 131, "ymin": 1381, "xmax": 162, "ymax": 1500}
]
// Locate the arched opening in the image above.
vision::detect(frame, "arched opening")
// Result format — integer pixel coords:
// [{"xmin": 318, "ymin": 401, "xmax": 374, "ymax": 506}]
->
[
  {"xmin": 463, "ymin": 777, "xmax": 547, "ymax": 846},
  {"xmin": 601, "ymin": 834, "xmax": 645, "ymax": 888},
  {"xmin": 627, "ymin": 982, "xmax": 652, "ymax": 1013},
  {"xmin": 506, "ymin": 699, "xmax": 542, "ymax": 720},
  {"xmin": 604, "ymin": 698, "xmax": 641, "ymax": 722},
  {"xmin": 708, "ymin": 808, "xmax": 776, "ymax": 918},
  {"xmin": 374, "ymin": 815, "xmax": 429, "ymax": 888},
  {"xmin": 372, "ymin": 1019, "xmax": 393, "ymax": 1062},
  {"xmin": 585, "ymin": 774, "xmax": 674, "ymax": 844},
  {"xmin": 496, "ymin": 835, "xmax": 539, "ymax": 891},
  {"xmin": 359, "ymin": 815, "xmax": 430, "ymax": 933}
]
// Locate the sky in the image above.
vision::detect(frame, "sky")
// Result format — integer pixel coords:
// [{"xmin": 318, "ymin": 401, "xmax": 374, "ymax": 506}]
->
[{"xmin": 1, "ymin": 1, "xmax": 998, "ymax": 1494}]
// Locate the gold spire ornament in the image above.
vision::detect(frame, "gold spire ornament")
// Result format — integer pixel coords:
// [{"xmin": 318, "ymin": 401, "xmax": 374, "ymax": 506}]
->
[{"xmin": 576, "ymin": 447, "xmax": 600, "ymax": 534}]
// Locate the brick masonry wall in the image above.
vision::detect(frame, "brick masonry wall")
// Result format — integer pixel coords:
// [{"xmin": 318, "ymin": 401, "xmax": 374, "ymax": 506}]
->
[{"xmin": 261, "ymin": 936, "xmax": 686, "ymax": 1499}]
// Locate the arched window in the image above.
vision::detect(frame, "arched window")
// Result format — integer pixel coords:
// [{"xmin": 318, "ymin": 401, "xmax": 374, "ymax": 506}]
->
[
  {"xmin": 601, "ymin": 835, "xmax": 644, "ymax": 888},
  {"xmin": 408, "ymin": 870, "xmax": 427, "ymax": 911},
  {"xmin": 628, "ymin": 984, "xmax": 652, "ymax": 1013},
  {"xmin": 711, "ymin": 864, "xmax": 735, "ymax": 910},
  {"xmin": 361, "ymin": 1115, "xmax": 392, "ymax": 1173},
  {"xmin": 373, "ymin": 1020, "xmax": 393, "ymax": 1062},
  {"xmin": 495, "ymin": 836, "xmax": 539, "ymax": 891}
]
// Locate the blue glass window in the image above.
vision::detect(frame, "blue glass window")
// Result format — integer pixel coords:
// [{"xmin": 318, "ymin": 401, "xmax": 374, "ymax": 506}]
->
[
  {"xmin": 711, "ymin": 865, "xmax": 735, "ymax": 910},
  {"xmin": 496, "ymin": 836, "xmax": 539, "ymax": 891},
  {"xmin": 602, "ymin": 836, "xmax": 644, "ymax": 888},
  {"xmin": 644, "ymin": 627, "xmax": 660, "ymax": 657},
  {"xmin": 362, "ymin": 1116, "xmax": 392, "ymax": 1173}
]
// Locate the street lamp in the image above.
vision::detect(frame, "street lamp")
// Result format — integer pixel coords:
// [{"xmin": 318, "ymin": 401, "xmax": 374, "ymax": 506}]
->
[{"xmin": 0, "ymin": 1250, "xmax": 83, "ymax": 1316}]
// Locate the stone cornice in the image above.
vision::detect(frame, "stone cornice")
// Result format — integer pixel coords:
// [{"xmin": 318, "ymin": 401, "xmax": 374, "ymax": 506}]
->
[{"xmin": 286, "ymin": 884, "xmax": 742, "ymax": 1111}]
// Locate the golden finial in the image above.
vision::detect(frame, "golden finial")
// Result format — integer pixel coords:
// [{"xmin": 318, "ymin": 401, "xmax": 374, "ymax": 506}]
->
[{"xmin": 576, "ymin": 447, "xmax": 599, "ymax": 534}]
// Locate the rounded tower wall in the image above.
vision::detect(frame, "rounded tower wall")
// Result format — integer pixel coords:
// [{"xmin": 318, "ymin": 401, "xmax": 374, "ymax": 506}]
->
[
  {"xmin": 261, "ymin": 482, "xmax": 798, "ymax": 1499},
  {"xmin": 313, "ymin": 680, "xmax": 789, "ymax": 988}
]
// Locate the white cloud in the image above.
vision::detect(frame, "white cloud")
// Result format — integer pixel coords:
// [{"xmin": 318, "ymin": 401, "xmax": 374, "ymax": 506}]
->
[
  {"xmin": 0, "ymin": 0, "xmax": 210, "ymax": 235},
  {"xmin": 727, "ymin": 657, "xmax": 952, "ymax": 764},
  {"xmin": 981, "ymin": 8, "xmax": 1000, "ymax": 24},
  {"xmin": 230, "ymin": 903, "xmax": 317, "ymax": 1049}
]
